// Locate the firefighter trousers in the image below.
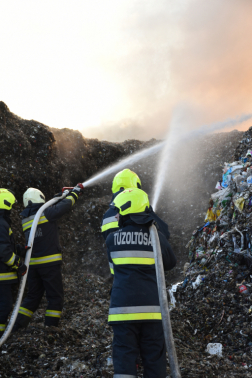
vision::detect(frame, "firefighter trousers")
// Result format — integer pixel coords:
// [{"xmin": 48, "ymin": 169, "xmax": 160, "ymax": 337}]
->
[
  {"xmin": 14, "ymin": 264, "xmax": 64, "ymax": 330},
  {"xmin": 111, "ymin": 322, "xmax": 166, "ymax": 378},
  {"xmin": 0, "ymin": 284, "xmax": 13, "ymax": 335}
]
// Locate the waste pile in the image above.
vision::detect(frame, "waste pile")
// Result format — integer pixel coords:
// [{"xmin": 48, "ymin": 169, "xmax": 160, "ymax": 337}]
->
[
  {"xmin": 169, "ymin": 126, "xmax": 252, "ymax": 376},
  {"xmin": 0, "ymin": 101, "xmax": 249, "ymax": 377}
]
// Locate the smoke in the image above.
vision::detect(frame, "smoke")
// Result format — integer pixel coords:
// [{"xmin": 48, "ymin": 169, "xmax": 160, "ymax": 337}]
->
[{"xmin": 81, "ymin": 0, "xmax": 252, "ymax": 141}]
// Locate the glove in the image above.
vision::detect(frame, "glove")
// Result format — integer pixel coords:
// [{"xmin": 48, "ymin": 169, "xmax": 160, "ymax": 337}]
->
[
  {"xmin": 11, "ymin": 255, "xmax": 27, "ymax": 277},
  {"xmin": 72, "ymin": 183, "xmax": 84, "ymax": 196},
  {"xmin": 16, "ymin": 245, "xmax": 31, "ymax": 258},
  {"xmin": 54, "ymin": 192, "xmax": 63, "ymax": 198},
  {"xmin": 17, "ymin": 263, "xmax": 27, "ymax": 278}
]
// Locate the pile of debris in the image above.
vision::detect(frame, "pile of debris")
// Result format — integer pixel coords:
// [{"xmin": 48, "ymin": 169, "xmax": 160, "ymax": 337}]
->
[
  {"xmin": 169, "ymin": 127, "xmax": 252, "ymax": 376},
  {"xmin": 0, "ymin": 102, "xmax": 250, "ymax": 377}
]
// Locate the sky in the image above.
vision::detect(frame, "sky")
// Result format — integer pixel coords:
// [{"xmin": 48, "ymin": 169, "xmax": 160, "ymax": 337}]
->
[{"xmin": 1, "ymin": 0, "xmax": 252, "ymax": 141}]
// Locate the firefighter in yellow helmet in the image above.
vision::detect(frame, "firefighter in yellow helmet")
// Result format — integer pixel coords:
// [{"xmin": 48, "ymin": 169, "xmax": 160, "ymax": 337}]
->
[
  {"xmin": 101, "ymin": 169, "xmax": 141, "ymax": 241},
  {"xmin": 0, "ymin": 189, "xmax": 27, "ymax": 337},
  {"xmin": 101, "ymin": 169, "xmax": 170, "ymax": 275},
  {"xmin": 106, "ymin": 188, "xmax": 176, "ymax": 378}
]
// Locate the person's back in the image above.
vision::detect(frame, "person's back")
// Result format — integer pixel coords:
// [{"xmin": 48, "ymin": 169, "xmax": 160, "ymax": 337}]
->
[
  {"xmin": 107, "ymin": 218, "xmax": 175, "ymax": 321},
  {"xmin": 106, "ymin": 188, "xmax": 176, "ymax": 378},
  {"xmin": 21, "ymin": 198, "xmax": 74, "ymax": 266}
]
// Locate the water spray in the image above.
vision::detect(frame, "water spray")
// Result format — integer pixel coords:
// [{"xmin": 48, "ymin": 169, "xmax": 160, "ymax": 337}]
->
[
  {"xmin": 82, "ymin": 141, "xmax": 164, "ymax": 187},
  {"xmin": 0, "ymin": 142, "xmax": 164, "ymax": 346},
  {"xmin": 152, "ymin": 113, "xmax": 252, "ymax": 211}
]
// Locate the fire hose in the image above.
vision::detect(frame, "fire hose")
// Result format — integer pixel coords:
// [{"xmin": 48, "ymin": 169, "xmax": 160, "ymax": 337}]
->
[
  {"xmin": 1, "ymin": 188, "xmax": 182, "ymax": 378},
  {"xmin": 149, "ymin": 224, "xmax": 181, "ymax": 378},
  {"xmin": 0, "ymin": 190, "xmax": 71, "ymax": 347}
]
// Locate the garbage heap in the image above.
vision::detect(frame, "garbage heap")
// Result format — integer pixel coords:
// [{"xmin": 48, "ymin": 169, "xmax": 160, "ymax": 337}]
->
[{"xmin": 169, "ymin": 127, "xmax": 252, "ymax": 376}]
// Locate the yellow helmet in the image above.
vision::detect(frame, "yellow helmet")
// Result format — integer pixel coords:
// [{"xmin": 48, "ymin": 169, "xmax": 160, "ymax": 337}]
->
[
  {"xmin": 112, "ymin": 188, "xmax": 149, "ymax": 216},
  {"xmin": 0, "ymin": 189, "xmax": 16, "ymax": 210},
  {"xmin": 112, "ymin": 169, "xmax": 141, "ymax": 194}
]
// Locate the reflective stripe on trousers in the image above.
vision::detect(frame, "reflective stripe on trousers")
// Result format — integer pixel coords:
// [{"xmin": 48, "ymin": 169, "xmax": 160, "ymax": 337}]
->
[
  {"xmin": 114, "ymin": 375, "xmax": 137, "ymax": 378},
  {"xmin": 30, "ymin": 254, "xmax": 62, "ymax": 265},
  {"xmin": 45, "ymin": 309, "xmax": 62, "ymax": 318},
  {"xmin": 111, "ymin": 250, "xmax": 155, "ymax": 265},
  {"xmin": 0, "ymin": 324, "xmax": 6, "ymax": 331},
  {"xmin": 18, "ymin": 307, "xmax": 34, "ymax": 318},
  {"xmin": 108, "ymin": 306, "xmax": 161, "ymax": 322}
]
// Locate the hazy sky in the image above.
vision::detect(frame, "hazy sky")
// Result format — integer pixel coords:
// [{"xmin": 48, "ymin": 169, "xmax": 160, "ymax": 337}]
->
[{"xmin": 1, "ymin": 0, "xmax": 252, "ymax": 141}]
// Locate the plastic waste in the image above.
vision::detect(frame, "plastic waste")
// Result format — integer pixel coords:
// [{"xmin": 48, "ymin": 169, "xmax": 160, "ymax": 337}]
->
[
  {"xmin": 235, "ymin": 175, "xmax": 248, "ymax": 192},
  {"xmin": 232, "ymin": 235, "xmax": 241, "ymax": 253},
  {"xmin": 107, "ymin": 357, "xmax": 113, "ymax": 366},
  {"xmin": 234, "ymin": 197, "xmax": 245, "ymax": 212},
  {"xmin": 239, "ymin": 285, "xmax": 249, "ymax": 295},
  {"xmin": 182, "ymin": 277, "xmax": 188, "ymax": 288},
  {"xmin": 192, "ymin": 275, "xmax": 202, "ymax": 290},
  {"xmin": 70, "ymin": 361, "xmax": 86, "ymax": 372},
  {"xmin": 206, "ymin": 343, "xmax": 222, "ymax": 357},
  {"xmin": 247, "ymin": 175, "xmax": 252, "ymax": 185}
]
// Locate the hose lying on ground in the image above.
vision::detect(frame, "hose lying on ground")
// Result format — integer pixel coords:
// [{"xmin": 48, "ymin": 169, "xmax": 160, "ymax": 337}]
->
[
  {"xmin": 0, "ymin": 192, "xmax": 68, "ymax": 347},
  {"xmin": 149, "ymin": 224, "xmax": 181, "ymax": 378}
]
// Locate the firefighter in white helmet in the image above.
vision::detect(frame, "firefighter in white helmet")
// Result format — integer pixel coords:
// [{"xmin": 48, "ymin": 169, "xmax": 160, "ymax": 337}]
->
[{"xmin": 13, "ymin": 184, "xmax": 83, "ymax": 331}]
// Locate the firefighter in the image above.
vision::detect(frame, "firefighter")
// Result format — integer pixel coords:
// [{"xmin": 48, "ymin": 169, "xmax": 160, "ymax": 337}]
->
[
  {"xmin": 106, "ymin": 188, "xmax": 177, "ymax": 378},
  {"xmin": 101, "ymin": 169, "xmax": 170, "ymax": 275},
  {"xmin": 0, "ymin": 189, "xmax": 27, "ymax": 337},
  {"xmin": 13, "ymin": 184, "xmax": 83, "ymax": 331}
]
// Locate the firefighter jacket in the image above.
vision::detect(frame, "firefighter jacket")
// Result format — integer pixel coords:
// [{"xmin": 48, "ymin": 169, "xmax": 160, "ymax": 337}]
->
[
  {"xmin": 21, "ymin": 193, "xmax": 78, "ymax": 268},
  {"xmin": 101, "ymin": 191, "xmax": 170, "ymax": 241},
  {"xmin": 106, "ymin": 219, "xmax": 176, "ymax": 324},
  {"xmin": 0, "ymin": 210, "xmax": 18, "ymax": 284},
  {"xmin": 101, "ymin": 190, "xmax": 123, "ymax": 240}
]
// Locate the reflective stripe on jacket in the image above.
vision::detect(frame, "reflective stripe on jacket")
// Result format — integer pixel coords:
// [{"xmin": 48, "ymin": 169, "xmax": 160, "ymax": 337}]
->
[
  {"xmin": 106, "ymin": 219, "xmax": 176, "ymax": 324},
  {"xmin": 101, "ymin": 208, "xmax": 119, "ymax": 238},
  {"xmin": 21, "ymin": 197, "xmax": 76, "ymax": 268}
]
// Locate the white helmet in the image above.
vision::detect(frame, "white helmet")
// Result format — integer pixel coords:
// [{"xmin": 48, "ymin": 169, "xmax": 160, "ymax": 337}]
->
[{"xmin": 23, "ymin": 188, "xmax": 46, "ymax": 207}]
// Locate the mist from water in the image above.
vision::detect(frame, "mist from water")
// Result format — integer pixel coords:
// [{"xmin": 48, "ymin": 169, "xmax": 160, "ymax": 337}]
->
[{"xmin": 152, "ymin": 113, "xmax": 252, "ymax": 211}]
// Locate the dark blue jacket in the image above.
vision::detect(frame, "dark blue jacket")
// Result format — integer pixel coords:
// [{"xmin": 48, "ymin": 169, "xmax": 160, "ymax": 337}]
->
[
  {"xmin": 0, "ymin": 211, "xmax": 18, "ymax": 284},
  {"xmin": 106, "ymin": 219, "xmax": 176, "ymax": 324},
  {"xmin": 21, "ymin": 193, "xmax": 78, "ymax": 268},
  {"xmin": 101, "ymin": 190, "xmax": 170, "ymax": 242},
  {"xmin": 101, "ymin": 190, "xmax": 123, "ymax": 240}
]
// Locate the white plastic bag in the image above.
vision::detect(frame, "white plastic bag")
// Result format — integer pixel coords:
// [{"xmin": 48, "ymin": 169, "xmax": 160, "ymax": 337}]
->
[{"xmin": 206, "ymin": 343, "xmax": 222, "ymax": 357}]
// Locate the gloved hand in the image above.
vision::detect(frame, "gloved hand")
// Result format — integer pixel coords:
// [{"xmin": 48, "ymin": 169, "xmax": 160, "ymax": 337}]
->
[
  {"xmin": 54, "ymin": 192, "xmax": 63, "ymax": 198},
  {"xmin": 17, "ymin": 262, "xmax": 27, "ymax": 278},
  {"xmin": 11, "ymin": 255, "xmax": 27, "ymax": 277},
  {"xmin": 72, "ymin": 183, "xmax": 84, "ymax": 197},
  {"xmin": 16, "ymin": 244, "xmax": 31, "ymax": 258}
]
